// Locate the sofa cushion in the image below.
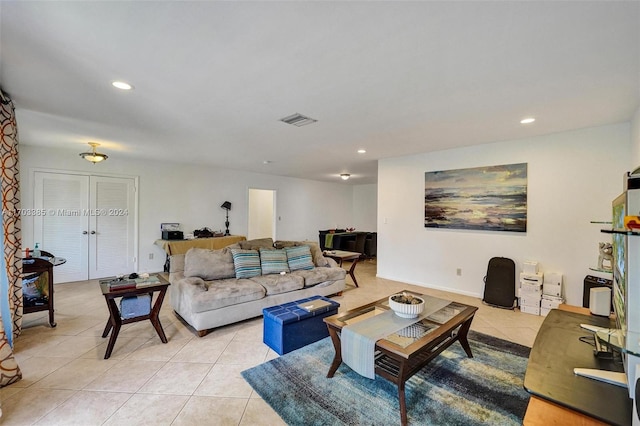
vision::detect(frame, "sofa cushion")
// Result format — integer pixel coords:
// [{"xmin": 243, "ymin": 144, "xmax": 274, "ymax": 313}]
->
[
  {"xmin": 189, "ymin": 279, "xmax": 266, "ymax": 313},
  {"xmin": 259, "ymin": 248, "xmax": 290, "ymax": 275},
  {"xmin": 250, "ymin": 273, "xmax": 304, "ymax": 295},
  {"xmin": 239, "ymin": 238, "xmax": 274, "ymax": 250},
  {"xmin": 291, "ymin": 267, "xmax": 347, "ymax": 287},
  {"xmin": 231, "ymin": 249, "xmax": 262, "ymax": 278},
  {"xmin": 285, "ymin": 245, "xmax": 315, "ymax": 271},
  {"xmin": 184, "ymin": 248, "xmax": 235, "ymax": 280},
  {"xmin": 275, "ymin": 241, "xmax": 328, "ymax": 267}
]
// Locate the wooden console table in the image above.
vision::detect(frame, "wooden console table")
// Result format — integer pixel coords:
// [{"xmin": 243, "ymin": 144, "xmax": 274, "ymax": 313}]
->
[
  {"xmin": 155, "ymin": 235, "xmax": 246, "ymax": 255},
  {"xmin": 155, "ymin": 235, "xmax": 246, "ymax": 271},
  {"xmin": 523, "ymin": 308, "xmax": 631, "ymax": 425}
]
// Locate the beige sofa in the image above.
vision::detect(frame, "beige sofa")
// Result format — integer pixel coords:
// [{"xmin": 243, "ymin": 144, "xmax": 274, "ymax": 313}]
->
[{"xmin": 169, "ymin": 238, "xmax": 346, "ymax": 336}]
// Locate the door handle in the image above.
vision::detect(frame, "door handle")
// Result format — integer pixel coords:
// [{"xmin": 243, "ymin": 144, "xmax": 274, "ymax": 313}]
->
[
  {"xmin": 82, "ymin": 231, "xmax": 88, "ymax": 235},
  {"xmin": 90, "ymin": 231, "xmax": 96, "ymax": 235}
]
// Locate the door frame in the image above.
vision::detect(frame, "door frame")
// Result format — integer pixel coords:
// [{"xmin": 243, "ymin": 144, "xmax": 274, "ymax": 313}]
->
[
  {"xmin": 31, "ymin": 168, "xmax": 139, "ymax": 281},
  {"xmin": 247, "ymin": 187, "xmax": 277, "ymax": 241}
]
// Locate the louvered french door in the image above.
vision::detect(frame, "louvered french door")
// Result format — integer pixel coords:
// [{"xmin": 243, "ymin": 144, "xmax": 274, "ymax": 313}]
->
[{"xmin": 34, "ymin": 172, "xmax": 137, "ymax": 283}]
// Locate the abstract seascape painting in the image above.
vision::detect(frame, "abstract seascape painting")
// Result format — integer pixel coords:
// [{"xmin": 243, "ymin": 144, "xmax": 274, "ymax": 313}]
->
[{"xmin": 425, "ymin": 163, "xmax": 527, "ymax": 232}]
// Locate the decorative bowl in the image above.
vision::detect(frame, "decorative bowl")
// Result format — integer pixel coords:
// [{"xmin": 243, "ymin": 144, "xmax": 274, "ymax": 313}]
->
[{"xmin": 389, "ymin": 293, "xmax": 425, "ymax": 319}]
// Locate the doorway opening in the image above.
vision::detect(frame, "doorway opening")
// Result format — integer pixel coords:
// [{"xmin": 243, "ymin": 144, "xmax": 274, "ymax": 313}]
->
[{"xmin": 247, "ymin": 188, "xmax": 276, "ymax": 241}]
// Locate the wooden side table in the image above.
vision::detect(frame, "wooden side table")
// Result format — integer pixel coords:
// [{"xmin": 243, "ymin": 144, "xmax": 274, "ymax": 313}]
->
[
  {"xmin": 323, "ymin": 250, "xmax": 361, "ymax": 287},
  {"xmin": 99, "ymin": 275, "xmax": 170, "ymax": 359},
  {"xmin": 22, "ymin": 252, "xmax": 66, "ymax": 328}
]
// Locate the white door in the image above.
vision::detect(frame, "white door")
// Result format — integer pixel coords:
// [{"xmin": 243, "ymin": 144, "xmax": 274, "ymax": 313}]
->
[
  {"xmin": 34, "ymin": 171, "xmax": 137, "ymax": 283},
  {"xmin": 89, "ymin": 176, "xmax": 136, "ymax": 279}
]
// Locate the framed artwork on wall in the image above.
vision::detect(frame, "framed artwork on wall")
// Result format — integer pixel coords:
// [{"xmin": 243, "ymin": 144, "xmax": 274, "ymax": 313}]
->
[{"xmin": 424, "ymin": 163, "xmax": 527, "ymax": 232}]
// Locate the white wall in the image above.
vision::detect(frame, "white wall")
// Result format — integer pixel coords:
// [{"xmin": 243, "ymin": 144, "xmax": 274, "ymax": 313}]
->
[
  {"xmin": 378, "ymin": 123, "xmax": 632, "ymax": 306},
  {"xmin": 19, "ymin": 145, "xmax": 355, "ymax": 274},
  {"xmin": 352, "ymin": 184, "xmax": 378, "ymax": 232}
]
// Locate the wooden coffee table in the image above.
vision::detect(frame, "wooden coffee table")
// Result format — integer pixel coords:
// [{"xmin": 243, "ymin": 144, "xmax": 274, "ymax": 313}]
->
[
  {"xmin": 323, "ymin": 249, "xmax": 361, "ymax": 287},
  {"xmin": 324, "ymin": 290, "xmax": 477, "ymax": 426}
]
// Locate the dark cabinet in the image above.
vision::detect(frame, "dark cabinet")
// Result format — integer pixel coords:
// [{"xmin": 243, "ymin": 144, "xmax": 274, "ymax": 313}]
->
[{"xmin": 319, "ymin": 231, "xmax": 377, "ymax": 258}]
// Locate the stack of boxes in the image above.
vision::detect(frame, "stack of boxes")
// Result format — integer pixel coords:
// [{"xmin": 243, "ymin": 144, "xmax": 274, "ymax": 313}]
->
[
  {"xmin": 519, "ymin": 261, "xmax": 543, "ymax": 315},
  {"xmin": 541, "ymin": 272, "xmax": 564, "ymax": 316}
]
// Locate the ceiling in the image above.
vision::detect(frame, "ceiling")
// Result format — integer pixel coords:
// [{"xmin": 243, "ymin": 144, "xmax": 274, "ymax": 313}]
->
[{"xmin": 1, "ymin": 1, "xmax": 638, "ymax": 184}]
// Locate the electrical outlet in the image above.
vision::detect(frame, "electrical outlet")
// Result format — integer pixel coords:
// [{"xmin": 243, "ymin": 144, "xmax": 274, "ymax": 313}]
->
[
  {"xmin": 456, "ymin": 268, "xmax": 462, "ymax": 276},
  {"xmin": 149, "ymin": 253, "xmax": 154, "ymax": 260}
]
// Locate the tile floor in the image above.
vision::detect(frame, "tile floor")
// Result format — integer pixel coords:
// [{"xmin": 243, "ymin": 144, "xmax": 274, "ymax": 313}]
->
[{"xmin": 1, "ymin": 259, "xmax": 545, "ymax": 425}]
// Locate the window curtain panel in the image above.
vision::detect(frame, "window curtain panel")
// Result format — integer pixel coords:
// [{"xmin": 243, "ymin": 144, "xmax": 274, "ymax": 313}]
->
[{"xmin": 0, "ymin": 89, "xmax": 22, "ymax": 387}]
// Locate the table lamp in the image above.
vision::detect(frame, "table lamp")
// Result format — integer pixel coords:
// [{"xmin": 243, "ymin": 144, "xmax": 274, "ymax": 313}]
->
[{"xmin": 221, "ymin": 201, "xmax": 232, "ymax": 236}]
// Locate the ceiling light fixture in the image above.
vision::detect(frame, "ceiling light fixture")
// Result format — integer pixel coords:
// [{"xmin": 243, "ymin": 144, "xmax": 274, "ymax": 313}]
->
[
  {"xmin": 340, "ymin": 173, "xmax": 350, "ymax": 180},
  {"xmin": 79, "ymin": 142, "xmax": 108, "ymax": 164},
  {"xmin": 520, "ymin": 117, "xmax": 535, "ymax": 124},
  {"xmin": 112, "ymin": 81, "xmax": 133, "ymax": 90},
  {"xmin": 357, "ymin": 149, "xmax": 366, "ymax": 154},
  {"xmin": 280, "ymin": 113, "xmax": 317, "ymax": 127}
]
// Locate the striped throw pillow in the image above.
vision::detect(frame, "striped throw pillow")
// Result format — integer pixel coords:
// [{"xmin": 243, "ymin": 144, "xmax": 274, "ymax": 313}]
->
[
  {"xmin": 259, "ymin": 248, "xmax": 290, "ymax": 275},
  {"xmin": 231, "ymin": 249, "xmax": 262, "ymax": 278},
  {"xmin": 285, "ymin": 245, "xmax": 315, "ymax": 271}
]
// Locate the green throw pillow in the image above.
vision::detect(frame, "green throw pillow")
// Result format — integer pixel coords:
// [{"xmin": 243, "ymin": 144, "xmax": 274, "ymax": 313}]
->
[
  {"xmin": 285, "ymin": 245, "xmax": 314, "ymax": 271},
  {"xmin": 260, "ymin": 248, "xmax": 290, "ymax": 275},
  {"xmin": 231, "ymin": 249, "xmax": 261, "ymax": 278}
]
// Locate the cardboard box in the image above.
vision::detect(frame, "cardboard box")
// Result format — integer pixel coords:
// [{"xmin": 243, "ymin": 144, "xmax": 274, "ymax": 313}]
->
[
  {"xmin": 520, "ymin": 282, "xmax": 542, "ymax": 297},
  {"xmin": 520, "ymin": 295, "xmax": 541, "ymax": 307},
  {"xmin": 541, "ymin": 295, "xmax": 564, "ymax": 309},
  {"xmin": 520, "ymin": 272, "xmax": 543, "ymax": 285},
  {"xmin": 540, "ymin": 307, "xmax": 551, "ymax": 317},
  {"xmin": 523, "ymin": 261, "xmax": 539, "ymax": 275},
  {"xmin": 543, "ymin": 283, "xmax": 562, "ymax": 297},
  {"xmin": 521, "ymin": 305, "xmax": 541, "ymax": 315},
  {"xmin": 544, "ymin": 272, "xmax": 562, "ymax": 286}
]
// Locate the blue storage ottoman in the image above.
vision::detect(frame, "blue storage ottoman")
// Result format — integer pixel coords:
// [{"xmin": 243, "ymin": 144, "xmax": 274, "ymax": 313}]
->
[{"xmin": 263, "ymin": 295, "xmax": 340, "ymax": 355}]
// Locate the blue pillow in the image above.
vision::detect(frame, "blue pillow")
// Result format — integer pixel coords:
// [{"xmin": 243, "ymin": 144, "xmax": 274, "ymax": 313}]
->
[
  {"xmin": 285, "ymin": 245, "xmax": 314, "ymax": 271},
  {"xmin": 260, "ymin": 248, "xmax": 290, "ymax": 275},
  {"xmin": 231, "ymin": 249, "xmax": 261, "ymax": 278}
]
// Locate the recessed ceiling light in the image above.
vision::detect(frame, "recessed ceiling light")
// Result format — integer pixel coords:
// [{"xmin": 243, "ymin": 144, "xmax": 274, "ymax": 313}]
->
[
  {"xmin": 340, "ymin": 173, "xmax": 350, "ymax": 180},
  {"xmin": 263, "ymin": 160, "xmax": 272, "ymax": 165},
  {"xmin": 520, "ymin": 117, "xmax": 535, "ymax": 124},
  {"xmin": 357, "ymin": 149, "xmax": 366, "ymax": 154},
  {"xmin": 112, "ymin": 81, "xmax": 133, "ymax": 90}
]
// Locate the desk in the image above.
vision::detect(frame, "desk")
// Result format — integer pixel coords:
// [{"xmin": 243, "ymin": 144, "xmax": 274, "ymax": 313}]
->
[
  {"xmin": 323, "ymin": 250, "xmax": 361, "ymax": 287},
  {"xmin": 523, "ymin": 309, "xmax": 632, "ymax": 425},
  {"xmin": 155, "ymin": 235, "xmax": 246, "ymax": 271},
  {"xmin": 99, "ymin": 275, "xmax": 170, "ymax": 359}
]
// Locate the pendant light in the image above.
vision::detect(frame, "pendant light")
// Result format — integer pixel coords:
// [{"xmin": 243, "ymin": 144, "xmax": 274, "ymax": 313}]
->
[{"xmin": 79, "ymin": 142, "xmax": 108, "ymax": 164}]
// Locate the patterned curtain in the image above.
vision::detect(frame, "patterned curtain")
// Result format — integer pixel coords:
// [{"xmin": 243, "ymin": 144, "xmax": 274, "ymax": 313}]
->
[{"xmin": 0, "ymin": 89, "xmax": 22, "ymax": 387}]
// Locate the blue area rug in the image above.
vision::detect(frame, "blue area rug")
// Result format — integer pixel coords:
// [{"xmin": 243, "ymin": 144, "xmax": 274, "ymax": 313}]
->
[{"xmin": 241, "ymin": 331, "xmax": 530, "ymax": 425}]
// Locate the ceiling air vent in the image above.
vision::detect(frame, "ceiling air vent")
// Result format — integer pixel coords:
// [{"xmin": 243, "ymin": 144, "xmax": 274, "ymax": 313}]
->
[{"xmin": 280, "ymin": 113, "xmax": 317, "ymax": 127}]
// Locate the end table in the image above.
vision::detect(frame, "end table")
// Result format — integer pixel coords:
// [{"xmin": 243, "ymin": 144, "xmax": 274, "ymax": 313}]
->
[{"xmin": 99, "ymin": 274, "xmax": 170, "ymax": 359}]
